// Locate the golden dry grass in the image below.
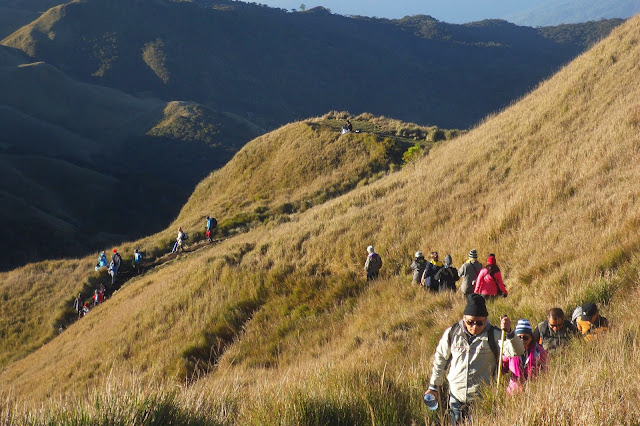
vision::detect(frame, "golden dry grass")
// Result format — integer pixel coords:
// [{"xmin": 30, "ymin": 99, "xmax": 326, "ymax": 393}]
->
[{"xmin": 1, "ymin": 14, "xmax": 640, "ymax": 425}]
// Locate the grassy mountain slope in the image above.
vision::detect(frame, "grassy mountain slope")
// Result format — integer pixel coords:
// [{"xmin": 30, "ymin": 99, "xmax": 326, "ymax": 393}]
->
[
  {"xmin": 0, "ymin": 54, "xmax": 262, "ymax": 270},
  {"xmin": 2, "ymin": 13, "xmax": 640, "ymax": 424},
  {"xmin": 0, "ymin": 113, "xmax": 459, "ymax": 371},
  {"xmin": 1, "ymin": 0, "xmax": 623, "ymax": 129},
  {"xmin": 0, "ymin": 0, "xmax": 63, "ymax": 39},
  {"xmin": 174, "ymin": 113, "xmax": 462, "ymax": 234}
]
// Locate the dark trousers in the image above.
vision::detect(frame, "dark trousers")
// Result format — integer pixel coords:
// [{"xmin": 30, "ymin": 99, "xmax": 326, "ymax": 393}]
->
[
  {"xmin": 366, "ymin": 271, "xmax": 379, "ymax": 281},
  {"xmin": 449, "ymin": 394, "xmax": 470, "ymax": 426}
]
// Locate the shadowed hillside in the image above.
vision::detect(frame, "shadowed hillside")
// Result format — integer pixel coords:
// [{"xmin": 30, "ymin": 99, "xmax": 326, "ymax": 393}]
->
[
  {"xmin": 1, "ymin": 13, "xmax": 640, "ymax": 425},
  {"xmin": 0, "ymin": 112, "xmax": 461, "ymax": 371},
  {"xmin": 1, "ymin": 0, "xmax": 623, "ymax": 129},
  {"xmin": 0, "ymin": 0, "xmax": 62, "ymax": 38},
  {"xmin": 0, "ymin": 50, "xmax": 262, "ymax": 270}
]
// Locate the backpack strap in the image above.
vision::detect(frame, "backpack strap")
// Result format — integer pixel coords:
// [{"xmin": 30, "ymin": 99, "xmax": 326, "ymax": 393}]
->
[{"xmin": 447, "ymin": 323, "xmax": 500, "ymax": 369}]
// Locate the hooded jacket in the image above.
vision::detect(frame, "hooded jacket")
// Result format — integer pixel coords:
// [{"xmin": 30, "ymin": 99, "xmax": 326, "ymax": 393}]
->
[
  {"xmin": 430, "ymin": 319, "xmax": 524, "ymax": 403},
  {"xmin": 410, "ymin": 257, "xmax": 427, "ymax": 283},
  {"xmin": 502, "ymin": 342, "xmax": 547, "ymax": 394},
  {"xmin": 458, "ymin": 260, "xmax": 482, "ymax": 295},
  {"xmin": 474, "ymin": 268, "xmax": 507, "ymax": 296}
]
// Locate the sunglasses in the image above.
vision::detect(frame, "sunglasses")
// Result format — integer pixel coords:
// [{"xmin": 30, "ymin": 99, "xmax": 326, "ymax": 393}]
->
[
  {"xmin": 465, "ymin": 319, "xmax": 485, "ymax": 327},
  {"xmin": 518, "ymin": 335, "xmax": 532, "ymax": 341}
]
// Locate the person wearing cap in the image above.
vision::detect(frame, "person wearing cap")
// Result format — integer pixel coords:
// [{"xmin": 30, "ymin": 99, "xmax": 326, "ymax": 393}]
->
[
  {"xmin": 421, "ymin": 251, "xmax": 443, "ymax": 292},
  {"xmin": 458, "ymin": 249, "xmax": 483, "ymax": 295},
  {"xmin": 410, "ymin": 251, "xmax": 427, "ymax": 285},
  {"xmin": 473, "ymin": 255, "xmax": 508, "ymax": 299},
  {"xmin": 364, "ymin": 245, "xmax": 382, "ymax": 281},
  {"xmin": 435, "ymin": 254, "xmax": 459, "ymax": 291},
  {"xmin": 111, "ymin": 249, "xmax": 122, "ymax": 275},
  {"xmin": 425, "ymin": 294, "xmax": 524, "ymax": 424},
  {"xmin": 532, "ymin": 308, "xmax": 578, "ymax": 351},
  {"xmin": 502, "ymin": 319, "xmax": 548, "ymax": 395},
  {"xmin": 576, "ymin": 302, "xmax": 608, "ymax": 341}
]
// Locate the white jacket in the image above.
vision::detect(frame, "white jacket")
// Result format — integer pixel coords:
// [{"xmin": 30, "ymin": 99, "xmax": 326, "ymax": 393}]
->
[{"xmin": 429, "ymin": 319, "xmax": 524, "ymax": 403}]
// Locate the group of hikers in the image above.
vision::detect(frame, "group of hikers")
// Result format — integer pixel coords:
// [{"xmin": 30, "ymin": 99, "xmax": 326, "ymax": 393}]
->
[
  {"xmin": 171, "ymin": 216, "xmax": 217, "ymax": 253},
  {"xmin": 410, "ymin": 249, "xmax": 507, "ymax": 297},
  {"xmin": 75, "ymin": 215, "xmax": 219, "ymax": 323},
  {"xmin": 363, "ymin": 246, "xmax": 609, "ymax": 424}
]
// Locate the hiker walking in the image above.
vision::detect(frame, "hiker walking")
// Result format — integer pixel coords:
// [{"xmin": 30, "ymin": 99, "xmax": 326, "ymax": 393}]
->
[
  {"xmin": 80, "ymin": 302, "xmax": 90, "ymax": 318},
  {"xmin": 173, "ymin": 227, "xmax": 186, "ymax": 253},
  {"xmin": 421, "ymin": 251, "xmax": 443, "ymax": 292},
  {"xmin": 425, "ymin": 294, "xmax": 524, "ymax": 424},
  {"xmin": 575, "ymin": 302, "xmax": 608, "ymax": 341},
  {"xmin": 92, "ymin": 289, "xmax": 100, "ymax": 307},
  {"xmin": 435, "ymin": 254, "xmax": 459, "ymax": 291},
  {"xmin": 532, "ymin": 308, "xmax": 578, "ymax": 351},
  {"xmin": 133, "ymin": 248, "xmax": 143, "ymax": 274},
  {"xmin": 502, "ymin": 319, "xmax": 548, "ymax": 395},
  {"xmin": 458, "ymin": 249, "xmax": 482, "ymax": 295},
  {"xmin": 364, "ymin": 245, "xmax": 382, "ymax": 281},
  {"xmin": 205, "ymin": 216, "xmax": 217, "ymax": 242},
  {"xmin": 108, "ymin": 260, "xmax": 117, "ymax": 286},
  {"xmin": 473, "ymin": 255, "xmax": 508, "ymax": 299},
  {"xmin": 95, "ymin": 251, "xmax": 108, "ymax": 271},
  {"xmin": 425, "ymin": 294, "xmax": 524, "ymax": 425},
  {"xmin": 112, "ymin": 249, "xmax": 122, "ymax": 275},
  {"xmin": 410, "ymin": 251, "xmax": 427, "ymax": 285},
  {"xmin": 73, "ymin": 293, "xmax": 82, "ymax": 315}
]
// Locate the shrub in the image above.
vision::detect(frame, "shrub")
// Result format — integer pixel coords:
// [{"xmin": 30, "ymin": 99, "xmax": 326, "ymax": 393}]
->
[{"xmin": 402, "ymin": 143, "xmax": 422, "ymax": 166}]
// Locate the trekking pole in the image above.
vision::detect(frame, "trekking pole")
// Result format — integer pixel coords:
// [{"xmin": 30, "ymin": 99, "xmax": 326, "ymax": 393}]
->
[{"xmin": 497, "ymin": 315, "xmax": 506, "ymax": 387}]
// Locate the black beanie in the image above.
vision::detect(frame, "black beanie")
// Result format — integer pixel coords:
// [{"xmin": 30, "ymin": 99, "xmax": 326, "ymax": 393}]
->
[{"xmin": 463, "ymin": 294, "xmax": 489, "ymax": 317}]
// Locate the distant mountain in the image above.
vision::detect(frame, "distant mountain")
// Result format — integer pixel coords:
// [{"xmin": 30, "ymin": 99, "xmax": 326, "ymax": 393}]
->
[
  {"xmin": 0, "ymin": 0, "xmax": 62, "ymax": 38},
  {"xmin": 1, "ymin": 0, "xmax": 624, "ymax": 130},
  {"xmin": 0, "ymin": 46, "xmax": 262, "ymax": 270},
  {"xmin": 506, "ymin": 0, "xmax": 640, "ymax": 26}
]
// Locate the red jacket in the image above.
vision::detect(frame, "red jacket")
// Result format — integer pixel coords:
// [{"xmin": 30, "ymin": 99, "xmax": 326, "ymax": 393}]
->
[{"xmin": 474, "ymin": 268, "xmax": 508, "ymax": 296}]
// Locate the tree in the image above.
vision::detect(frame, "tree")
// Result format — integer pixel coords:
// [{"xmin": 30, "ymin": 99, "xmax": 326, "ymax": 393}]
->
[{"xmin": 299, "ymin": 4, "xmax": 306, "ymax": 11}]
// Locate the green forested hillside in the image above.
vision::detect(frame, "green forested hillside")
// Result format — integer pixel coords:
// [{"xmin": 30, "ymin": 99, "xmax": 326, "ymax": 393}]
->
[
  {"xmin": 2, "ymin": 0, "xmax": 623, "ymax": 129},
  {"xmin": 0, "ymin": 51, "xmax": 262, "ymax": 270}
]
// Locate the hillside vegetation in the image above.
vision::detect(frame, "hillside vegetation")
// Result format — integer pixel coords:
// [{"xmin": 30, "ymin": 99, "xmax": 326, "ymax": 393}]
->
[
  {"xmin": 0, "ymin": 113, "xmax": 461, "ymax": 371},
  {"xmin": 0, "ymin": 53, "xmax": 262, "ymax": 270},
  {"xmin": 174, "ymin": 112, "xmax": 463, "ymax": 235},
  {"xmin": 1, "ymin": 0, "xmax": 623, "ymax": 129},
  {"xmin": 1, "ymin": 12, "xmax": 640, "ymax": 426}
]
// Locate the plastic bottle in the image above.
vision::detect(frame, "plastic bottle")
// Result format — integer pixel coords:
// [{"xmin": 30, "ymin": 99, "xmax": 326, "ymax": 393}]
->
[{"xmin": 423, "ymin": 393, "xmax": 438, "ymax": 410}]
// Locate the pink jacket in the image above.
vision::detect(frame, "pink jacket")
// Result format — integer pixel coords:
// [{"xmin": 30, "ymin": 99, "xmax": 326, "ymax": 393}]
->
[
  {"xmin": 502, "ymin": 343, "xmax": 548, "ymax": 394},
  {"xmin": 474, "ymin": 268, "xmax": 508, "ymax": 296}
]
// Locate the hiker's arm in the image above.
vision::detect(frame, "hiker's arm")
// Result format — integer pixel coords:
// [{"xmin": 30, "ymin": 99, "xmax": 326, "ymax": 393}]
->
[
  {"xmin": 429, "ymin": 327, "xmax": 452, "ymax": 388},
  {"xmin": 498, "ymin": 326, "xmax": 525, "ymax": 357}
]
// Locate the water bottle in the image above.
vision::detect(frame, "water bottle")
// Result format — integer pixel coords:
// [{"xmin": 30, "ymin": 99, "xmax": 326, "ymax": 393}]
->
[{"xmin": 423, "ymin": 393, "xmax": 438, "ymax": 410}]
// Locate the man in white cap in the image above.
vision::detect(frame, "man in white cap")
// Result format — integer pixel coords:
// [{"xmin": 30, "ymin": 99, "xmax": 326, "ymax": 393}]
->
[
  {"xmin": 410, "ymin": 251, "xmax": 427, "ymax": 285},
  {"xmin": 364, "ymin": 245, "xmax": 382, "ymax": 281}
]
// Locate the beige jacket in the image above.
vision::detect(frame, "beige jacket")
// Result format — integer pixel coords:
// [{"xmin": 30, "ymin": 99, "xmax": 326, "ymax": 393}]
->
[{"xmin": 429, "ymin": 319, "xmax": 524, "ymax": 403}]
